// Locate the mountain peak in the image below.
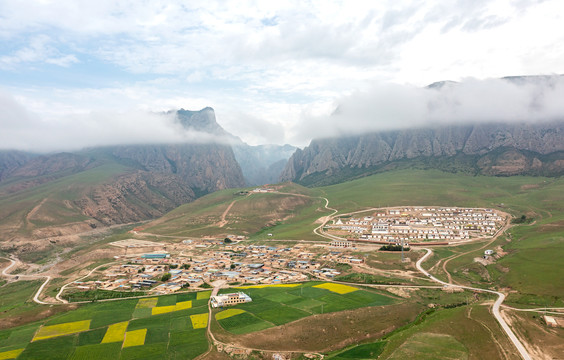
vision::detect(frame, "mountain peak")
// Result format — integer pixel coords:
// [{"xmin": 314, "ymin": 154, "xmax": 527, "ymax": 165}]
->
[{"xmin": 175, "ymin": 107, "xmax": 226, "ymax": 135}]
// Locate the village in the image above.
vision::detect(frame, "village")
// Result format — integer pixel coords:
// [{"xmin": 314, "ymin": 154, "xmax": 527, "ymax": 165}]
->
[
  {"xmin": 327, "ymin": 206, "xmax": 506, "ymax": 244},
  {"xmin": 67, "ymin": 239, "xmax": 365, "ymax": 296}
]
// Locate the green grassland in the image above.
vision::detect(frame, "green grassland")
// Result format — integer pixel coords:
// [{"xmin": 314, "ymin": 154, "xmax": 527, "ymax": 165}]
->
[
  {"xmin": 376, "ymin": 305, "xmax": 519, "ymax": 359},
  {"xmin": 0, "ymin": 292, "xmax": 209, "ymax": 360},
  {"xmin": 317, "ymin": 170, "xmax": 564, "ymax": 305},
  {"xmin": 144, "ymin": 184, "xmax": 328, "ymax": 240},
  {"xmin": 144, "ymin": 169, "xmax": 564, "ymax": 305},
  {"xmin": 0, "ymin": 280, "xmax": 43, "ymax": 324},
  {"xmin": 214, "ymin": 282, "xmax": 397, "ymax": 334}
]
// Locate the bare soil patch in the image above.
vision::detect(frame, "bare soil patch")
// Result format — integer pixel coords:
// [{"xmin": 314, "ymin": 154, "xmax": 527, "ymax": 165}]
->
[
  {"xmin": 213, "ymin": 303, "xmax": 422, "ymax": 353},
  {"xmin": 0, "ymin": 304, "xmax": 78, "ymax": 330}
]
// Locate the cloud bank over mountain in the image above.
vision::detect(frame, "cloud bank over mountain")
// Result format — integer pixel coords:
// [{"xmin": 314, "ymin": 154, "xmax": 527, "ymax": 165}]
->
[
  {"xmin": 292, "ymin": 76, "xmax": 564, "ymax": 144},
  {"xmin": 0, "ymin": 92, "xmax": 235, "ymax": 152},
  {"xmin": 2, "ymin": 76, "xmax": 564, "ymax": 152}
]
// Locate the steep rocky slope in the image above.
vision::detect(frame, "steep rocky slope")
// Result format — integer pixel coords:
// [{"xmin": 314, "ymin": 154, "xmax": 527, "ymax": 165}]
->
[
  {"xmin": 281, "ymin": 122, "xmax": 564, "ymax": 186},
  {"xmin": 0, "ymin": 108, "xmax": 246, "ymax": 250}
]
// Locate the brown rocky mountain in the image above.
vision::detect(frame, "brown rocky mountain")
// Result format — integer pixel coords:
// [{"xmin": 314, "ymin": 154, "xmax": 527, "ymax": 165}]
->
[
  {"xmin": 0, "ymin": 109, "xmax": 247, "ymax": 254},
  {"xmin": 280, "ymin": 122, "xmax": 564, "ymax": 186},
  {"xmin": 0, "ymin": 150, "xmax": 36, "ymax": 182}
]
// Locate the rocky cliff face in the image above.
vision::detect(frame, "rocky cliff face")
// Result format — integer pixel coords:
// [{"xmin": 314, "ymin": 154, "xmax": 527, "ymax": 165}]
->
[
  {"xmin": 174, "ymin": 107, "xmax": 295, "ymax": 186},
  {"xmin": 110, "ymin": 143, "xmax": 245, "ymax": 195},
  {"xmin": 0, "ymin": 108, "xmax": 247, "ymax": 236},
  {"xmin": 280, "ymin": 122, "xmax": 564, "ymax": 185}
]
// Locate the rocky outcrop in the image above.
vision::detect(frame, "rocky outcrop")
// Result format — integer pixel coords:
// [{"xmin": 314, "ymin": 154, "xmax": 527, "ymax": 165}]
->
[
  {"xmin": 281, "ymin": 122, "xmax": 564, "ymax": 185},
  {"xmin": 110, "ymin": 143, "xmax": 245, "ymax": 195},
  {"xmin": 75, "ymin": 171, "xmax": 197, "ymax": 225}
]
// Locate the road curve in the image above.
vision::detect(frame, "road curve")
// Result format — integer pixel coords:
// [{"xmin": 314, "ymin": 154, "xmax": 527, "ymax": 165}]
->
[
  {"xmin": 313, "ymin": 197, "xmax": 344, "ymax": 241},
  {"xmin": 416, "ymin": 249, "xmax": 531, "ymax": 360},
  {"xmin": 1, "ymin": 256, "xmax": 53, "ymax": 305}
]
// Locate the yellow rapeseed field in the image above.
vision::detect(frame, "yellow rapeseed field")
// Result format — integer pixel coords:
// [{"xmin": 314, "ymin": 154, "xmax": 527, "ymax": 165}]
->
[
  {"xmin": 33, "ymin": 320, "xmax": 91, "ymax": 341},
  {"xmin": 196, "ymin": 291, "xmax": 212, "ymax": 300},
  {"xmin": 151, "ymin": 305, "xmax": 176, "ymax": 315},
  {"xmin": 215, "ymin": 309, "xmax": 245, "ymax": 320},
  {"xmin": 235, "ymin": 284, "xmax": 299, "ymax": 289},
  {"xmin": 123, "ymin": 329, "xmax": 147, "ymax": 348},
  {"xmin": 151, "ymin": 300, "xmax": 192, "ymax": 315},
  {"xmin": 136, "ymin": 297, "xmax": 158, "ymax": 308},
  {"xmin": 313, "ymin": 282, "xmax": 358, "ymax": 294},
  {"xmin": 190, "ymin": 313, "xmax": 208, "ymax": 329},
  {"xmin": 174, "ymin": 300, "xmax": 192, "ymax": 310},
  {"xmin": 101, "ymin": 321, "xmax": 129, "ymax": 343},
  {"xmin": 0, "ymin": 348, "xmax": 24, "ymax": 360}
]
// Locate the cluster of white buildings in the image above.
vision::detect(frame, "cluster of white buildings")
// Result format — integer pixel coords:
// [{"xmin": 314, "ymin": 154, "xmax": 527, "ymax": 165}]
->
[{"xmin": 330, "ymin": 207, "xmax": 505, "ymax": 243}]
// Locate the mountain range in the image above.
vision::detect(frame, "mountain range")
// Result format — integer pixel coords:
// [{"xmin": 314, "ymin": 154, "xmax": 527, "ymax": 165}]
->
[
  {"xmin": 0, "ymin": 108, "xmax": 294, "ymax": 254},
  {"xmin": 3, "ymin": 76, "xmax": 564, "ymax": 254},
  {"xmin": 280, "ymin": 121, "xmax": 564, "ymax": 186}
]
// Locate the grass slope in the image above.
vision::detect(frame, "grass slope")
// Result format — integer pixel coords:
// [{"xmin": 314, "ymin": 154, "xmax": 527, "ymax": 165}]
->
[
  {"xmin": 144, "ymin": 183, "xmax": 328, "ymax": 240},
  {"xmin": 317, "ymin": 169, "xmax": 564, "ymax": 304}
]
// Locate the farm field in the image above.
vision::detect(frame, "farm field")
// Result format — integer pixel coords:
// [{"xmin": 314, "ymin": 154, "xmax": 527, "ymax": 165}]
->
[
  {"xmin": 214, "ymin": 282, "xmax": 397, "ymax": 335},
  {"xmin": 0, "ymin": 291, "xmax": 210, "ymax": 359}
]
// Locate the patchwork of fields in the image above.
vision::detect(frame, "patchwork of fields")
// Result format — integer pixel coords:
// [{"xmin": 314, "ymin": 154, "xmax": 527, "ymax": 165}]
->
[
  {"xmin": 214, "ymin": 282, "xmax": 397, "ymax": 335},
  {"xmin": 0, "ymin": 291, "xmax": 210, "ymax": 360},
  {"xmin": 0, "ymin": 282, "xmax": 399, "ymax": 359}
]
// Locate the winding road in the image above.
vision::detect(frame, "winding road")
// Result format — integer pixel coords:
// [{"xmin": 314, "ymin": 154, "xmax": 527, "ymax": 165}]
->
[
  {"xmin": 1, "ymin": 256, "xmax": 53, "ymax": 305},
  {"xmin": 416, "ymin": 248, "xmax": 531, "ymax": 360}
]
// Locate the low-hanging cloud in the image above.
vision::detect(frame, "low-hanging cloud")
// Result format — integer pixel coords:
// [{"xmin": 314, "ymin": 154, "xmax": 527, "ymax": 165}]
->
[
  {"xmin": 0, "ymin": 91, "xmax": 235, "ymax": 153},
  {"xmin": 292, "ymin": 75, "xmax": 564, "ymax": 144}
]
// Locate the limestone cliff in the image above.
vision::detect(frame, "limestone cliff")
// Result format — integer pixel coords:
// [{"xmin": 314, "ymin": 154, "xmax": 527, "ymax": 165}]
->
[{"xmin": 280, "ymin": 122, "xmax": 564, "ymax": 186}]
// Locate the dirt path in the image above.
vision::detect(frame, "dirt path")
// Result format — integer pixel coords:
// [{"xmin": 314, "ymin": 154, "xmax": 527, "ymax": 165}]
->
[
  {"xmin": 416, "ymin": 248, "xmax": 531, "ymax": 360},
  {"xmin": 441, "ymin": 216, "xmax": 512, "ymax": 285},
  {"xmin": 25, "ymin": 198, "xmax": 47, "ymax": 223}
]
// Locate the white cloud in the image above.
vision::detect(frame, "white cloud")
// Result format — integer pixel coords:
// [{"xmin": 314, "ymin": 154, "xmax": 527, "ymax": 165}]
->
[
  {"xmin": 292, "ymin": 76, "xmax": 564, "ymax": 144},
  {"xmin": 0, "ymin": 35, "xmax": 79, "ymax": 69},
  {"xmin": 0, "ymin": 91, "xmax": 235, "ymax": 153},
  {"xmin": 0, "ymin": 1, "xmax": 564, "ymax": 148}
]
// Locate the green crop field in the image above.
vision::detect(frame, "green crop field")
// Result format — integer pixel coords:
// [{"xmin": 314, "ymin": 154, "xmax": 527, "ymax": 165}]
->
[
  {"xmin": 214, "ymin": 282, "xmax": 397, "ymax": 334},
  {"xmin": 0, "ymin": 293, "xmax": 209, "ymax": 359},
  {"xmin": 330, "ymin": 341, "xmax": 387, "ymax": 359}
]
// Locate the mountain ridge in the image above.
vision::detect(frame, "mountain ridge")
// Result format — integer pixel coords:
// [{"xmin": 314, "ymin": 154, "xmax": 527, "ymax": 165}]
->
[{"xmin": 280, "ymin": 121, "xmax": 564, "ymax": 186}]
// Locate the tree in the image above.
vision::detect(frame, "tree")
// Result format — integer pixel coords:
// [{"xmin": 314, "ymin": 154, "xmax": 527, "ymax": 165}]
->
[
  {"xmin": 161, "ymin": 273, "xmax": 171, "ymax": 282},
  {"xmin": 230, "ymin": 264, "xmax": 236, "ymax": 269},
  {"xmin": 224, "ymin": 237, "xmax": 233, "ymax": 243}
]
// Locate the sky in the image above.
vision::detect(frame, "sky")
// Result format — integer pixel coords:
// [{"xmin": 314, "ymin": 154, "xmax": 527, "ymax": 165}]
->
[{"xmin": 1, "ymin": 0, "xmax": 564, "ymax": 152}]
